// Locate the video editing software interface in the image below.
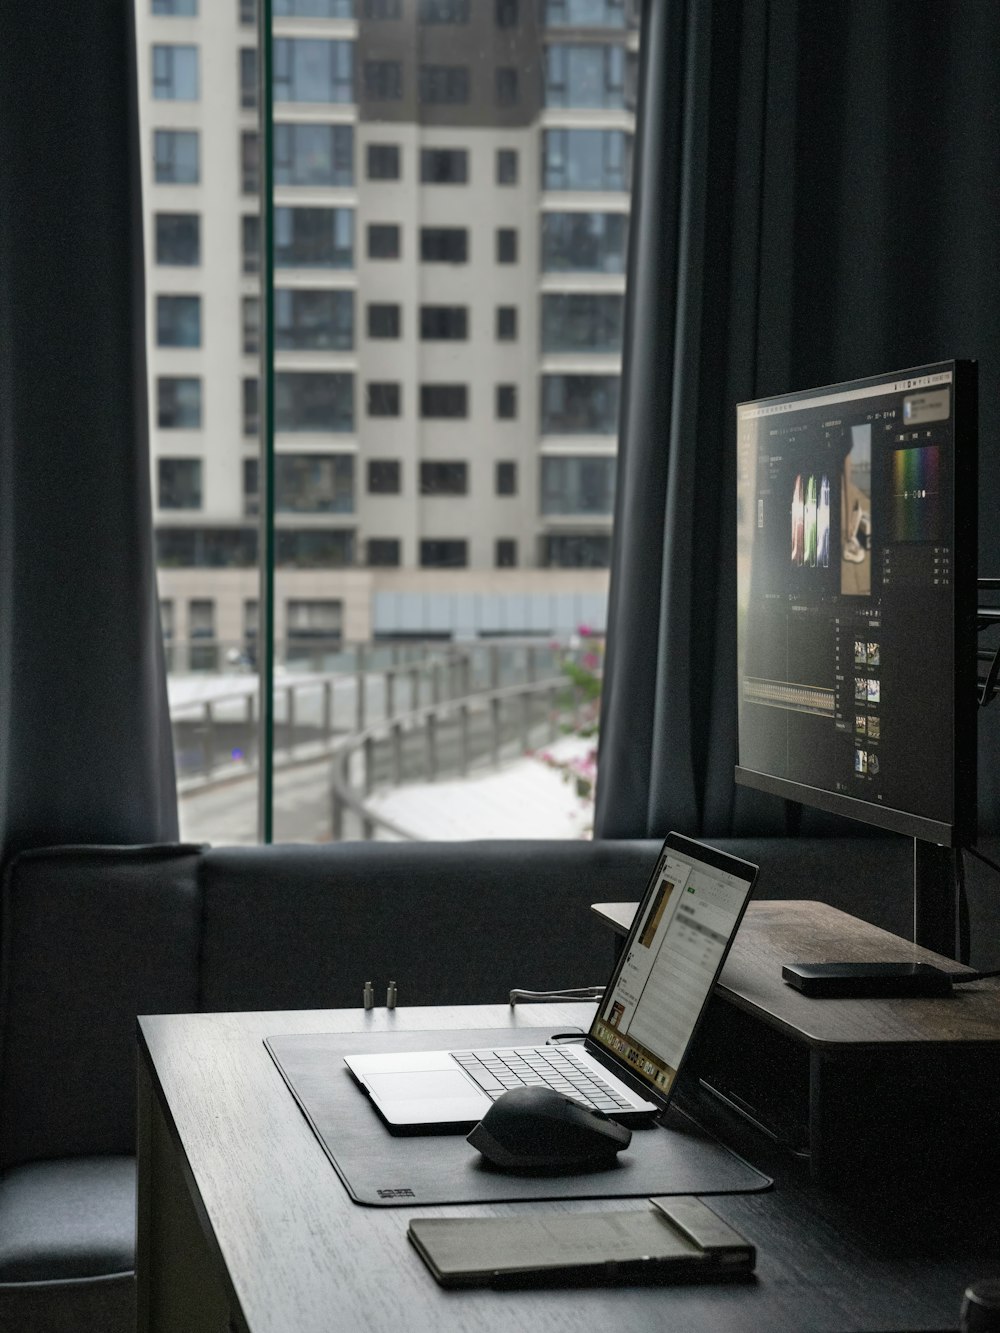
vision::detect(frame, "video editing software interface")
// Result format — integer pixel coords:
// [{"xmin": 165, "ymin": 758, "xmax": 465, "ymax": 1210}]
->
[
  {"xmin": 591, "ymin": 846, "xmax": 753, "ymax": 1098},
  {"xmin": 736, "ymin": 366, "xmax": 959, "ymax": 831}
]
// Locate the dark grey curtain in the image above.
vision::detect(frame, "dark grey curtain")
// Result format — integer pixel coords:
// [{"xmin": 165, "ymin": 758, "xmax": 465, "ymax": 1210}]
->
[
  {"xmin": 596, "ymin": 0, "xmax": 1000, "ymax": 840},
  {"xmin": 0, "ymin": 1, "xmax": 178, "ymax": 865}
]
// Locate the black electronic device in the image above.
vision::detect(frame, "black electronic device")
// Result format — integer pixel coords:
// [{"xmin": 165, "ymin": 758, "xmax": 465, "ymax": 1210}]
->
[
  {"xmin": 781, "ymin": 961, "xmax": 955, "ymax": 998},
  {"xmin": 735, "ymin": 361, "xmax": 978, "ymax": 960},
  {"xmin": 466, "ymin": 1086, "xmax": 632, "ymax": 1172}
]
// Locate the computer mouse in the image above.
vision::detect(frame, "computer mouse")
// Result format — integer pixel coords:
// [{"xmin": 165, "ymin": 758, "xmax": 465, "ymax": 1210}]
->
[{"xmin": 466, "ymin": 1086, "xmax": 632, "ymax": 1172}]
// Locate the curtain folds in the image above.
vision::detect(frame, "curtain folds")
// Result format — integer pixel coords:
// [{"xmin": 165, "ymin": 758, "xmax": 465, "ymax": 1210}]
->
[
  {"xmin": 0, "ymin": 1, "xmax": 178, "ymax": 866},
  {"xmin": 596, "ymin": 0, "xmax": 1000, "ymax": 841}
]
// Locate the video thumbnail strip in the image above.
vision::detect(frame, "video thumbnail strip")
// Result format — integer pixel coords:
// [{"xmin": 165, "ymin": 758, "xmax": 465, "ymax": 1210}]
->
[{"xmin": 743, "ymin": 677, "xmax": 836, "ymax": 717}]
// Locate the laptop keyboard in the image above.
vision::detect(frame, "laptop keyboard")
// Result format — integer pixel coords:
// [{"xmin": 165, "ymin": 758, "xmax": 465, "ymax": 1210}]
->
[{"xmin": 451, "ymin": 1046, "xmax": 635, "ymax": 1113}]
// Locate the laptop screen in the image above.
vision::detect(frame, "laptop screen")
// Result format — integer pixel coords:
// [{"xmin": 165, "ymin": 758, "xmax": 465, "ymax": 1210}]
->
[{"xmin": 588, "ymin": 834, "xmax": 757, "ymax": 1101}]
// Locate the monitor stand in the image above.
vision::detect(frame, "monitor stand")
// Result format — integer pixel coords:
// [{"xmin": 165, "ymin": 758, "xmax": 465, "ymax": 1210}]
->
[{"xmin": 912, "ymin": 838, "xmax": 962, "ymax": 961}]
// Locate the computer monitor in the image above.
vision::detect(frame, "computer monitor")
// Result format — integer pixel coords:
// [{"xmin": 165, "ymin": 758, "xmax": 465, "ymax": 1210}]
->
[{"xmin": 735, "ymin": 361, "xmax": 978, "ymax": 956}]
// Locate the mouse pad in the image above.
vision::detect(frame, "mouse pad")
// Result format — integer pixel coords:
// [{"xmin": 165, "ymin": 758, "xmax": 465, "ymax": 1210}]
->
[{"xmin": 265, "ymin": 1028, "xmax": 772, "ymax": 1207}]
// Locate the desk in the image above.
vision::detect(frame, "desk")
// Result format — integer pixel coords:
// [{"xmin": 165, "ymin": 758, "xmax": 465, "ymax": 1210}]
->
[{"xmin": 137, "ymin": 1000, "xmax": 993, "ymax": 1333}]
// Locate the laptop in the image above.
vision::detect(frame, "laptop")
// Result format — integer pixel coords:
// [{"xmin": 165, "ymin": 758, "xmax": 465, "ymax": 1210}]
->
[{"xmin": 345, "ymin": 832, "xmax": 758, "ymax": 1130}]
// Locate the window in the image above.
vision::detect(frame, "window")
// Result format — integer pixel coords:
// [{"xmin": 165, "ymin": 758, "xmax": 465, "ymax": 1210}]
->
[
  {"xmin": 363, "ymin": 0, "xmax": 401, "ymax": 15},
  {"xmin": 496, "ymin": 0, "xmax": 519, "ymax": 27},
  {"xmin": 420, "ymin": 462, "xmax": 467, "ymax": 495},
  {"xmin": 154, "ymin": 129, "xmax": 198, "ymax": 183},
  {"xmin": 367, "ymin": 143, "xmax": 400, "ymax": 180},
  {"xmin": 496, "ymin": 306, "xmax": 517, "ymax": 340},
  {"xmin": 496, "ymin": 384, "xmax": 517, "ymax": 419},
  {"xmin": 419, "ymin": 306, "xmax": 468, "ymax": 340},
  {"xmin": 541, "ymin": 455, "xmax": 616, "ymax": 513},
  {"xmin": 496, "ymin": 538, "xmax": 517, "ymax": 567},
  {"xmin": 541, "ymin": 375, "xmax": 619, "ymax": 433},
  {"xmin": 367, "ymin": 539, "xmax": 401, "ymax": 567},
  {"xmin": 418, "ymin": 0, "xmax": 469, "ymax": 20},
  {"xmin": 274, "ymin": 207, "xmax": 354, "ymax": 267},
  {"xmin": 366, "ymin": 382, "xmax": 401, "ymax": 417},
  {"xmin": 420, "ymin": 149, "xmax": 468, "ymax": 184},
  {"xmin": 363, "ymin": 60, "xmax": 403, "ymax": 102},
  {"xmin": 241, "ymin": 130, "xmax": 260, "ymax": 193},
  {"xmin": 276, "ymin": 456, "xmax": 354, "ymax": 513},
  {"xmin": 242, "ymin": 296, "xmax": 261, "ymax": 354},
  {"xmin": 189, "ymin": 600, "xmax": 216, "ymax": 674},
  {"xmin": 420, "ymin": 227, "xmax": 467, "ymax": 263},
  {"xmin": 241, "ymin": 214, "xmax": 260, "ymax": 273},
  {"xmin": 420, "ymin": 540, "xmax": 468, "ymax": 567},
  {"xmin": 158, "ymin": 458, "xmax": 202, "ymax": 509},
  {"xmin": 274, "ymin": 124, "xmax": 353, "ymax": 186},
  {"xmin": 543, "ymin": 534, "xmax": 612, "ymax": 567},
  {"xmin": 276, "ymin": 372, "xmax": 354, "ymax": 432},
  {"xmin": 286, "ymin": 599, "xmax": 344, "ymax": 648},
  {"xmin": 495, "ymin": 67, "xmax": 518, "ymax": 106},
  {"xmin": 273, "ymin": 39, "xmax": 354, "ymax": 103},
  {"xmin": 496, "ymin": 228, "xmax": 518, "ymax": 263},
  {"xmin": 367, "ymin": 303, "xmax": 401, "ymax": 338},
  {"xmin": 155, "ymin": 213, "xmax": 200, "ymax": 265},
  {"xmin": 243, "ymin": 378, "xmax": 259, "ymax": 436},
  {"xmin": 275, "ymin": 289, "xmax": 354, "ymax": 350},
  {"xmin": 276, "ymin": 531, "xmax": 355, "ymax": 568},
  {"xmin": 157, "ymin": 377, "xmax": 202, "ymax": 428},
  {"xmin": 543, "ymin": 128, "xmax": 630, "ymax": 191},
  {"xmin": 239, "ymin": 0, "xmax": 256, "ymax": 24},
  {"xmin": 243, "ymin": 459, "xmax": 259, "ymax": 516},
  {"xmin": 239, "ymin": 48, "xmax": 257, "ymax": 109},
  {"xmin": 418, "ymin": 65, "xmax": 469, "ymax": 105},
  {"xmin": 154, "ymin": 0, "xmax": 197, "ymax": 14},
  {"xmin": 544, "ymin": 0, "xmax": 627, "ymax": 26},
  {"xmin": 545, "ymin": 43, "xmax": 625, "ymax": 109},
  {"xmin": 156, "ymin": 294, "xmax": 201, "ymax": 347},
  {"xmin": 541, "ymin": 211, "xmax": 627, "ymax": 271},
  {"xmin": 367, "ymin": 223, "xmax": 400, "ymax": 259},
  {"xmin": 157, "ymin": 528, "xmax": 257, "ymax": 568},
  {"xmin": 496, "ymin": 460, "xmax": 517, "ymax": 495},
  {"xmin": 153, "ymin": 44, "xmax": 198, "ymax": 100},
  {"xmin": 420, "ymin": 385, "xmax": 468, "ymax": 418},
  {"xmin": 542, "ymin": 293, "xmax": 624, "ymax": 352},
  {"xmin": 275, "ymin": 0, "xmax": 354, "ymax": 13},
  {"xmin": 368, "ymin": 459, "xmax": 401, "ymax": 493},
  {"xmin": 496, "ymin": 148, "xmax": 518, "ymax": 185}
]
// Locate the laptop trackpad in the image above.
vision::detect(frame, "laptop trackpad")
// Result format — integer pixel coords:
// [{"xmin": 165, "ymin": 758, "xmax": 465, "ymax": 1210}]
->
[{"xmin": 365, "ymin": 1070, "xmax": 489, "ymax": 1123}]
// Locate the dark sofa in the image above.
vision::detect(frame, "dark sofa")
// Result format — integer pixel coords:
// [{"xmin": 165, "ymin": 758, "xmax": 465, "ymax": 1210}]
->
[{"xmin": 0, "ymin": 832, "xmax": 977, "ymax": 1331}]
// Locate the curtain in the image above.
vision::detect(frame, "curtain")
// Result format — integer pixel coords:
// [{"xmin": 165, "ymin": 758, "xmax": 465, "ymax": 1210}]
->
[
  {"xmin": 0, "ymin": 1, "xmax": 178, "ymax": 866},
  {"xmin": 596, "ymin": 0, "xmax": 1000, "ymax": 840}
]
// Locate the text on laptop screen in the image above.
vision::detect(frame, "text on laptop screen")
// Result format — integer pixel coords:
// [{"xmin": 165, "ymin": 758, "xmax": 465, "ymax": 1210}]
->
[{"xmin": 590, "ymin": 847, "xmax": 752, "ymax": 1097}]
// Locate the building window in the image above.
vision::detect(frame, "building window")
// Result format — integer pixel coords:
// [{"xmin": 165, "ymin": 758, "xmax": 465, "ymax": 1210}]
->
[
  {"xmin": 420, "ymin": 148, "xmax": 468, "ymax": 184},
  {"xmin": 158, "ymin": 458, "xmax": 202, "ymax": 510},
  {"xmin": 156, "ymin": 295, "xmax": 201, "ymax": 347},
  {"xmin": 544, "ymin": 0, "xmax": 627, "ymax": 27},
  {"xmin": 276, "ymin": 530, "xmax": 355, "ymax": 569},
  {"xmin": 366, "ymin": 382, "xmax": 402, "ymax": 417},
  {"xmin": 275, "ymin": 289, "xmax": 354, "ymax": 350},
  {"xmin": 363, "ymin": 0, "xmax": 402, "ymax": 16},
  {"xmin": 367, "ymin": 143, "xmax": 400, "ymax": 180},
  {"xmin": 496, "ymin": 306, "xmax": 517, "ymax": 340},
  {"xmin": 543, "ymin": 128, "xmax": 630, "ymax": 191},
  {"xmin": 419, "ymin": 306, "xmax": 468, "ymax": 340},
  {"xmin": 496, "ymin": 228, "xmax": 518, "ymax": 263},
  {"xmin": 368, "ymin": 459, "xmax": 401, "ymax": 494},
  {"xmin": 496, "ymin": 538, "xmax": 517, "ymax": 567},
  {"xmin": 420, "ymin": 461, "xmax": 468, "ymax": 495},
  {"xmin": 239, "ymin": 0, "xmax": 256, "ymax": 24},
  {"xmin": 541, "ymin": 210, "xmax": 627, "ymax": 272},
  {"xmin": 274, "ymin": 123, "xmax": 353, "ymax": 186},
  {"xmin": 273, "ymin": 39, "xmax": 354, "ymax": 103},
  {"xmin": 541, "ymin": 374, "xmax": 619, "ymax": 433},
  {"xmin": 367, "ymin": 224, "xmax": 400, "ymax": 259},
  {"xmin": 275, "ymin": 207, "xmax": 354, "ymax": 267},
  {"xmin": 153, "ymin": 44, "xmax": 198, "ymax": 100},
  {"xmin": 541, "ymin": 455, "xmax": 617, "ymax": 513},
  {"xmin": 543, "ymin": 534, "xmax": 612, "ymax": 567},
  {"xmin": 276, "ymin": 0, "xmax": 354, "ymax": 13},
  {"xmin": 241, "ymin": 130, "xmax": 260, "ymax": 193},
  {"xmin": 157, "ymin": 377, "xmax": 202, "ymax": 429},
  {"xmin": 496, "ymin": 384, "xmax": 517, "ymax": 419},
  {"xmin": 239, "ymin": 48, "xmax": 257, "ymax": 109},
  {"xmin": 154, "ymin": 129, "xmax": 199, "ymax": 183},
  {"xmin": 496, "ymin": 0, "xmax": 518, "ymax": 26},
  {"xmin": 157, "ymin": 529, "xmax": 257, "ymax": 568},
  {"xmin": 242, "ymin": 296, "xmax": 261, "ymax": 354},
  {"xmin": 189, "ymin": 600, "xmax": 216, "ymax": 671},
  {"xmin": 496, "ymin": 148, "xmax": 518, "ymax": 185},
  {"xmin": 243, "ymin": 378, "xmax": 259, "ymax": 436},
  {"xmin": 496, "ymin": 460, "xmax": 517, "ymax": 495},
  {"xmin": 367, "ymin": 303, "xmax": 401, "ymax": 338},
  {"xmin": 418, "ymin": 0, "xmax": 469, "ymax": 20},
  {"xmin": 155, "ymin": 213, "xmax": 200, "ymax": 265},
  {"xmin": 545, "ymin": 43, "xmax": 625, "ymax": 109},
  {"xmin": 542, "ymin": 293, "xmax": 625, "ymax": 353},
  {"xmin": 241, "ymin": 214, "xmax": 260, "ymax": 273},
  {"xmin": 420, "ymin": 540, "xmax": 468, "ymax": 568},
  {"xmin": 418, "ymin": 65, "xmax": 470, "ymax": 104},
  {"xmin": 154, "ymin": 0, "xmax": 198, "ymax": 13},
  {"xmin": 420, "ymin": 227, "xmax": 468, "ymax": 263},
  {"xmin": 286, "ymin": 600, "xmax": 344, "ymax": 652},
  {"xmin": 276, "ymin": 373, "xmax": 354, "ymax": 432},
  {"xmin": 363, "ymin": 60, "xmax": 403, "ymax": 101},
  {"xmin": 243, "ymin": 459, "xmax": 259, "ymax": 516},
  {"xmin": 495, "ymin": 67, "xmax": 518, "ymax": 106},
  {"xmin": 276, "ymin": 456, "xmax": 354, "ymax": 513},
  {"xmin": 367, "ymin": 539, "xmax": 401, "ymax": 567},
  {"xmin": 420, "ymin": 384, "xmax": 468, "ymax": 418}
]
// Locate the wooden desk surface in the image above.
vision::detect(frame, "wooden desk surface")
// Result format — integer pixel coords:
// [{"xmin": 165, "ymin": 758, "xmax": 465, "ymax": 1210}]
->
[{"xmin": 138, "ymin": 1001, "xmax": 993, "ymax": 1333}]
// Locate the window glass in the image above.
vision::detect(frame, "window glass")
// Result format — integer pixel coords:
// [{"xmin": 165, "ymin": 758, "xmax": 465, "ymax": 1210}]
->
[
  {"xmin": 541, "ymin": 211, "xmax": 626, "ymax": 271},
  {"xmin": 154, "ymin": 129, "xmax": 199, "ymax": 183},
  {"xmin": 418, "ymin": 65, "xmax": 470, "ymax": 105},
  {"xmin": 419, "ymin": 0, "xmax": 469, "ymax": 21},
  {"xmin": 542, "ymin": 128, "xmax": 630, "ymax": 191},
  {"xmin": 274, "ymin": 124, "xmax": 353, "ymax": 186},
  {"xmin": 240, "ymin": 48, "xmax": 258, "ymax": 109},
  {"xmin": 496, "ymin": 148, "xmax": 518, "ymax": 185},
  {"xmin": 420, "ymin": 461, "xmax": 468, "ymax": 495},
  {"xmin": 541, "ymin": 374, "xmax": 620, "ymax": 434},
  {"xmin": 276, "ymin": 372, "xmax": 354, "ymax": 431},
  {"xmin": 363, "ymin": 0, "xmax": 401, "ymax": 16},
  {"xmin": 420, "ymin": 149, "xmax": 468, "ymax": 184},
  {"xmin": 155, "ymin": 213, "xmax": 200, "ymax": 265},
  {"xmin": 496, "ymin": 384, "xmax": 518, "ymax": 419},
  {"xmin": 241, "ymin": 131, "xmax": 260, "ymax": 193},
  {"xmin": 367, "ymin": 223, "xmax": 401, "ymax": 259},
  {"xmin": 545, "ymin": 43, "xmax": 625, "ymax": 108},
  {"xmin": 420, "ymin": 227, "xmax": 467, "ymax": 263},
  {"xmin": 153, "ymin": 0, "xmax": 198, "ymax": 13},
  {"xmin": 544, "ymin": 0, "xmax": 626, "ymax": 26},
  {"xmin": 367, "ymin": 538, "xmax": 401, "ymax": 566},
  {"xmin": 367, "ymin": 303, "xmax": 401, "ymax": 338},
  {"xmin": 420, "ymin": 384, "xmax": 468, "ymax": 418},
  {"xmin": 242, "ymin": 296, "xmax": 261, "ymax": 354},
  {"xmin": 275, "ymin": 0, "xmax": 354, "ymax": 14},
  {"xmin": 273, "ymin": 39, "xmax": 354, "ymax": 103},
  {"xmin": 543, "ymin": 533, "xmax": 612, "ymax": 566},
  {"xmin": 366, "ymin": 382, "xmax": 402, "ymax": 417},
  {"xmin": 496, "ymin": 306, "xmax": 517, "ymax": 340},
  {"xmin": 274, "ymin": 207, "xmax": 354, "ymax": 267},
  {"xmin": 159, "ymin": 458, "xmax": 203, "ymax": 509},
  {"xmin": 363, "ymin": 60, "xmax": 403, "ymax": 101},
  {"xmin": 541, "ymin": 455, "xmax": 616, "ymax": 513},
  {"xmin": 276, "ymin": 530, "xmax": 355, "ymax": 567},
  {"xmin": 275, "ymin": 289, "xmax": 354, "ymax": 350},
  {"xmin": 496, "ymin": 538, "xmax": 517, "ymax": 566},
  {"xmin": 496, "ymin": 227, "xmax": 518, "ymax": 263},
  {"xmin": 241, "ymin": 214, "xmax": 261, "ymax": 272},
  {"xmin": 368, "ymin": 459, "xmax": 401, "ymax": 493},
  {"xmin": 156, "ymin": 294, "xmax": 201, "ymax": 347},
  {"xmin": 419, "ymin": 306, "xmax": 468, "ymax": 340},
  {"xmin": 420, "ymin": 539, "xmax": 468, "ymax": 567},
  {"xmin": 157, "ymin": 376, "xmax": 202, "ymax": 428},
  {"xmin": 153, "ymin": 44, "xmax": 199, "ymax": 99},
  {"xmin": 496, "ymin": 0, "xmax": 519, "ymax": 29},
  {"xmin": 367, "ymin": 143, "xmax": 400, "ymax": 180},
  {"xmin": 496, "ymin": 461, "xmax": 517, "ymax": 495},
  {"xmin": 542, "ymin": 293, "xmax": 624, "ymax": 352},
  {"xmin": 275, "ymin": 456, "xmax": 355, "ymax": 512}
]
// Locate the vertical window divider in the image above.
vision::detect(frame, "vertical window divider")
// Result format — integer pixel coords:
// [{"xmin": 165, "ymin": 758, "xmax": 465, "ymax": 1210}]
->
[{"xmin": 257, "ymin": 0, "xmax": 276, "ymax": 844}]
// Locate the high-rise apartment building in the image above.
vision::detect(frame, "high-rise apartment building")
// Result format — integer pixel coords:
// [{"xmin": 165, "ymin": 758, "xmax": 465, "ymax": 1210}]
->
[{"xmin": 138, "ymin": 0, "xmax": 638, "ymax": 664}]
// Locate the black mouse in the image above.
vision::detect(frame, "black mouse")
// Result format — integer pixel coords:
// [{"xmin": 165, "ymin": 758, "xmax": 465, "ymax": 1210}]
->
[{"xmin": 466, "ymin": 1086, "xmax": 632, "ymax": 1172}]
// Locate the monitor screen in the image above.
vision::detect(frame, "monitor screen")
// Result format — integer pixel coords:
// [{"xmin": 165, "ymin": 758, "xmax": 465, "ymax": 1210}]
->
[{"xmin": 735, "ymin": 361, "xmax": 977, "ymax": 845}]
